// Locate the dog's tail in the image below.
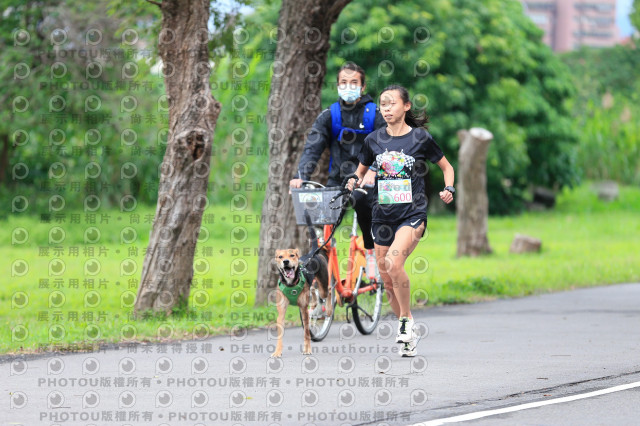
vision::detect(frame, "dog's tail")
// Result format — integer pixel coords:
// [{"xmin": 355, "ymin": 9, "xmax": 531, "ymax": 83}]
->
[{"xmin": 304, "ymin": 211, "xmax": 319, "ymax": 252}]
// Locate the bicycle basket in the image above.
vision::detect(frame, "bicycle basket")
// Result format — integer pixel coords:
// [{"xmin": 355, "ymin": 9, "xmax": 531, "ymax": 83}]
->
[{"xmin": 291, "ymin": 187, "xmax": 344, "ymax": 225}]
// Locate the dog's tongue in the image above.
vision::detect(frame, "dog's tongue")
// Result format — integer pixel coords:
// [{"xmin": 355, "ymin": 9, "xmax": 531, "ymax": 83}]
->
[{"xmin": 285, "ymin": 269, "xmax": 295, "ymax": 279}]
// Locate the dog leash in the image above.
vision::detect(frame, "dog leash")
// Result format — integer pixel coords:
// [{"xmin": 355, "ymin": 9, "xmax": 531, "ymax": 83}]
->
[{"xmin": 308, "ymin": 188, "xmax": 352, "ymax": 259}]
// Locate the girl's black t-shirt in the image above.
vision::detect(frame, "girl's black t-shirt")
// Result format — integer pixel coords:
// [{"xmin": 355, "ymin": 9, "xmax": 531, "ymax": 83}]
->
[{"xmin": 358, "ymin": 126, "xmax": 444, "ymax": 224}]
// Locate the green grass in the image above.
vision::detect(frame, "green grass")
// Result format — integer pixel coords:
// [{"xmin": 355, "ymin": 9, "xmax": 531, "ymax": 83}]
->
[{"xmin": 1, "ymin": 183, "xmax": 639, "ymax": 354}]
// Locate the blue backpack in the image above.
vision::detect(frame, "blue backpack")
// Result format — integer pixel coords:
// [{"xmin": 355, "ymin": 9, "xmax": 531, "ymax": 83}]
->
[{"xmin": 329, "ymin": 101, "xmax": 377, "ymax": 171}]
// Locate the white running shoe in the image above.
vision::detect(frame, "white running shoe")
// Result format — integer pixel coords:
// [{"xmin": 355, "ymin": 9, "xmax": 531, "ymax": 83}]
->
[
  {"xmin": 401, "ymin": 334, "xmax": 421, "ymax": 357},
  {"xmin": 396, "ymin": 317, "xmax": 415, "ymax": 343}
]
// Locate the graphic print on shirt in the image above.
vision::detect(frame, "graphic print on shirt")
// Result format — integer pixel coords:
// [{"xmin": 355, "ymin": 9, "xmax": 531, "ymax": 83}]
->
[{"xmin": 376, "ymin": 149, "xmax": 415, "ymax": 204}]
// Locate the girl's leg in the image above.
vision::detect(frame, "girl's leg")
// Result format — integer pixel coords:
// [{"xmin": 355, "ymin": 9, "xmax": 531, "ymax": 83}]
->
[
  {"xmin": 374, "ymin": 243, "xmax": 397, "ymax": 316},
  {"xmin": 385, "ymin": 222, "xmax": 425, "ymax": 318}
]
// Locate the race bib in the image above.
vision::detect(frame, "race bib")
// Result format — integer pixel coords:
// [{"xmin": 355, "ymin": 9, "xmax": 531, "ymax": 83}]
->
[{"xmin": 378, "ymin": 179, "xmax": 412, "ymax": 204}]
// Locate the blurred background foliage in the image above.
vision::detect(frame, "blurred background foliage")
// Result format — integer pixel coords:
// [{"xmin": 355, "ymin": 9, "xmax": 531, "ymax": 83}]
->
[
  {"xmin": 326, "ymin": 0, "xmax": 580, "ymax": 214},
  {"xmin": 561, "ymin": 43, "xmax": 640, "ymax": 186},
  {"xmin": 0, "ymin": 0, "xmax": 165, "ymax": 214},
  {"xmin": 1, "ymin": 0, "xmax": 638, "ymax": 217}
]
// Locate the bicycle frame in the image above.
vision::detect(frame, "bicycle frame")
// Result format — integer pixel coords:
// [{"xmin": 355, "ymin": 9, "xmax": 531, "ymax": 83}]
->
[
  {"xmin": 295, "ymin": 178, "xmax": 383, "ymax": 338},
  {"xmin": 324, "ymin": 209, "xmax": 379, "ymax": 304}
]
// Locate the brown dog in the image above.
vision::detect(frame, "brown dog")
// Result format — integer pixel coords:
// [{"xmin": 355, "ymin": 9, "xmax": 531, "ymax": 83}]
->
[{"xmin": 271, "ymin": 245, "xmax": 330, "ymax": 357}]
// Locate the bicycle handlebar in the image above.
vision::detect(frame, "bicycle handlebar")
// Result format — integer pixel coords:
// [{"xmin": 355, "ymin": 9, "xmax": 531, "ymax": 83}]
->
[
  {"xmin": 341, "ymin": 174, "xmax": 375, "ymax": 189},
  {"xmin": 340, "ymin": 173, "xmax": 359, "ymax": 188},
  {"xmin": 328, "ymin": 174, "xmax": 358, "ymax": 209},
  {"xmin": 299, "ymin": 180, "xmax": 325, "ymax": 189},
  {"xmin": 305, "ymin": 174, "xmax": 373, "ymax": 258},
  {"xmin": 329, "ymin": 174, "xmax": 376, "ymax": 210},
  {"xmin": 297, "ymin": 175, "xmax": 373, "ymax": 212}
]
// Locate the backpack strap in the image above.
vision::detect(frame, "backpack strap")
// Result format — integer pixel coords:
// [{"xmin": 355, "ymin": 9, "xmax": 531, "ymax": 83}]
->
[
  {"xmin": 362, "ymin": 102, "xmax": 377, "ymax": 133},
  {"xmin": 330, "ymin": 102, "xmax": 342, "ymax": 140},
  {"xmin": 335, "ymin": 102, "xmax": 378, "ymax": 142},
  {"xmin": 329, "ymin": 102, "xmax": 342, "ymax": 172}
]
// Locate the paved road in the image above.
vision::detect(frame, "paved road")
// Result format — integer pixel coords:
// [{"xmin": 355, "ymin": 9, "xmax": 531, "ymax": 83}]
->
[
  {"xmin": 2, "ymin": 283, "xmax": 639, "ymax": 426},
  {"xmin": 462, "ymin": 386, "xmax": 640, "ymax": 426}
]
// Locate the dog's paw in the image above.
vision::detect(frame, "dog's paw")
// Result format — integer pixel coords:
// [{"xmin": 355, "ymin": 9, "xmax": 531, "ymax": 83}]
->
[{"xmin": 270, "ymin": 352, "xmax": 282, "ymax": 358}]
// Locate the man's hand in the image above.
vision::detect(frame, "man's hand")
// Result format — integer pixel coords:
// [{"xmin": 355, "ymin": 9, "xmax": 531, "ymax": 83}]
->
[
  {"xmin": 439, "ymin": 190, "xmax": 454, "ymax": 204},
  {"xmin": 360, "ymin": 169, "xmax": 376, "ymax": 188},
  {"xmin": 289, "ymin": 178, "xmax": 303, "ymax": 194}
]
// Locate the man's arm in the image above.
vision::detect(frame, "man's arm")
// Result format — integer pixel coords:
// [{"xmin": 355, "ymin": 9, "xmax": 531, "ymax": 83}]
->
[{"xmin": 290, "ymin": 109, "xmax": 331, "ymax": 188}]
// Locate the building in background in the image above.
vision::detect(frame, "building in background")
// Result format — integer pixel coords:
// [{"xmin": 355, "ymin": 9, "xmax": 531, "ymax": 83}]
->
[{"xmin": 520, "ymin": 0, "xmax": 619, "ymax": 51}]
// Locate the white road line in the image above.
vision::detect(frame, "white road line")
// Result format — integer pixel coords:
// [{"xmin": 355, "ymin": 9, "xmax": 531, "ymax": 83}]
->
[{"xmin": 413, "ymin": 381, "xmax": 640, "ymax": 426}]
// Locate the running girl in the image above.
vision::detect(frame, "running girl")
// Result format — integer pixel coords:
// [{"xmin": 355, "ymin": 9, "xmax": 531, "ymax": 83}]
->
[{"xmin": 352, "ymin": 84, "xmax": 455, "ymax": 357}]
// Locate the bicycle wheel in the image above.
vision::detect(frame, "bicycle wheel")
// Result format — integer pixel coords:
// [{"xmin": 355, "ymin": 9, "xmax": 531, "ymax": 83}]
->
[
  {"xmin": 302, "ymin": 277, "xmax": 337, "ymax": 342},
  {"xmin": 352, "ymin": 273, "xmax": 384, "ymax": 335}
]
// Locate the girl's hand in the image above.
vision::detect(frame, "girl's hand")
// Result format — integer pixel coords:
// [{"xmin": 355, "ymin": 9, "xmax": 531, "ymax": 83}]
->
[
  {"xmin": 439, "ymin": 190, "xmax": 454, "ymax": 204},
  {"xmin": 346, "ymin": 178, "xmax": 358, "ymax": 191},
  {"xmin": 360, "ymin": 169, "xmax": 376, "ymax": 188}
]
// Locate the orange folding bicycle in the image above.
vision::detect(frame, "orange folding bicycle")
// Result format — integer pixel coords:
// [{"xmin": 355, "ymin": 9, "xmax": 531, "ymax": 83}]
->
[{"xmin": 291, "ymin": 174, "xmax": 384, "ymax": 340}]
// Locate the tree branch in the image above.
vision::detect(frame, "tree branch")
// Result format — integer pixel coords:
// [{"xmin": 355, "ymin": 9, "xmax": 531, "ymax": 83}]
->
[
  {"xmin": 327, "ymin": 0, "xmax": 353, "ymax": 20},
  {"xmin": 145, "ymin": 0, "xmax": 162, "ymax": 7}
]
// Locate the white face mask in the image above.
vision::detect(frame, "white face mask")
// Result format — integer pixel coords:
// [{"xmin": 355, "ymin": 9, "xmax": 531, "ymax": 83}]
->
[{"xmin": 338, "ymin": 86, "xmax": 362, "ymax": 103}]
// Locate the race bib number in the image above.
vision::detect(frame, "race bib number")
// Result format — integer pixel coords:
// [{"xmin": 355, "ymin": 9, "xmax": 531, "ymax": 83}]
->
[{"xmin": 378, "ymin": 179, "xmax": 412, "ymax": 204}]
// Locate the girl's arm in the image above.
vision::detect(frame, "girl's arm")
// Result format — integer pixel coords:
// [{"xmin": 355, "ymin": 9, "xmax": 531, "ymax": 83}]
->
[
  {"xmin": 436, "ymin": 156, "xmax": 455, "ymax": 204},
  {"xmin": 360, "ymin": 168, "xmax": 376, "ymax": 187},
  {"xmin": 355, "ymin": 162, "xmax": 369, "ymax": 181},
  {"xmin": 437, "ymin": 156, "xmax": 454, "ymax": 187}
]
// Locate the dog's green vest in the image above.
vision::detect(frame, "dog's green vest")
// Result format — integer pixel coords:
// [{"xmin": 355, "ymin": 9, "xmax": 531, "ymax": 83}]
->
[{"xmin": 278, "ymin": 269, "xmax": 307, "ymax": 305}]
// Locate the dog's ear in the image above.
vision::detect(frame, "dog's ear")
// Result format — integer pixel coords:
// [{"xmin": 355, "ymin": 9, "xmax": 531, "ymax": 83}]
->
[{"xmin": 293, "ymin": 248, "xmax": 300, "ymax": 257}]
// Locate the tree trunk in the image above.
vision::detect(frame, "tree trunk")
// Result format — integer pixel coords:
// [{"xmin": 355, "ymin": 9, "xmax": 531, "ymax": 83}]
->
[
  {"xmin": 255, "ymin": 0, "xmax": 352, "ymax": 306},
  {"xmin": 0, "ymin": 134, "xmax": 9, "ymax": 185},
  {"xmin": 456, "ymin": 128, "xmax": 493, "ymax": 257},
  {"xmin": 135, "ymin": 0, "xmax": 221, "ymax": 315}
]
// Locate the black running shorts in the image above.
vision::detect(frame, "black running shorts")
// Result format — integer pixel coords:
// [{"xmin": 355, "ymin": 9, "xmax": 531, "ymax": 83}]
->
[{"xmin": 370, "ymin": 216, "xmax": 426, "ymax": 247}]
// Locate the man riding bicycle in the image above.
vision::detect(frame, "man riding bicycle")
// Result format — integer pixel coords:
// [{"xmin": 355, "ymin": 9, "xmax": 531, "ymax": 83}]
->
[{"xmin": 289, "ymin": 62, "xmax": 386, "ymax": 276}]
